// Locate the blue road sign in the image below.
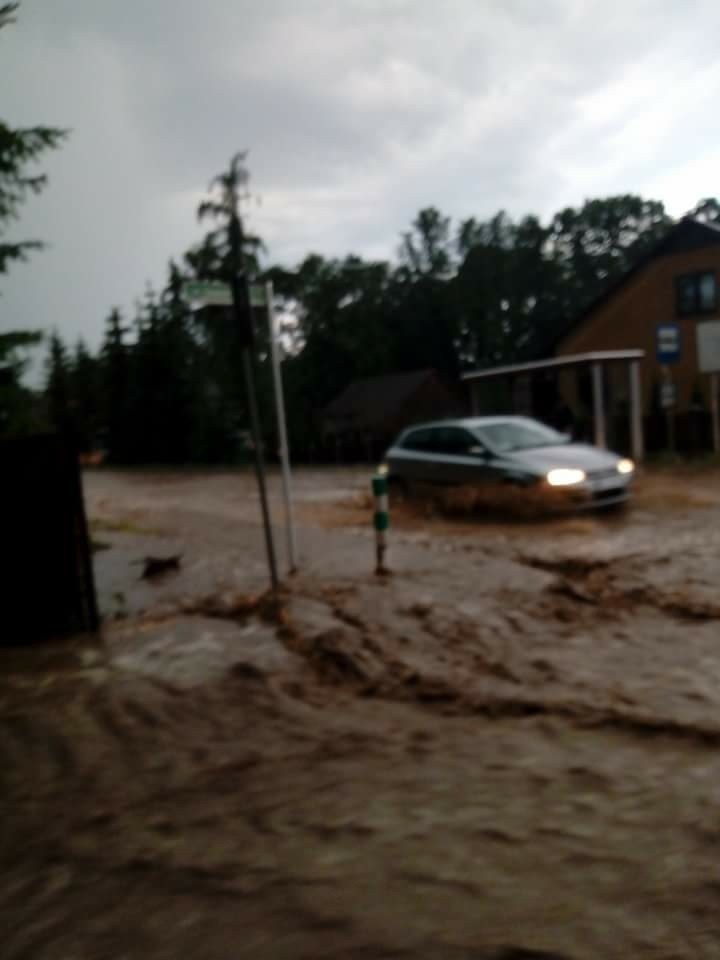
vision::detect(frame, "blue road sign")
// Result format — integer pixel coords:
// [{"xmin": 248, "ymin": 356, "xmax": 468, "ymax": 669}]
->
[{"xmin": 657, "ymin": 323, "xmax": 681, "ymax": 364}]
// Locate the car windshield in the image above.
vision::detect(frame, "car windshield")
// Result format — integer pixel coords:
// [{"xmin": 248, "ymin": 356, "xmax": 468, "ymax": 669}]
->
[{"xmin": 474, "ymin": 419, "xmax": 567, "ymax": 453}]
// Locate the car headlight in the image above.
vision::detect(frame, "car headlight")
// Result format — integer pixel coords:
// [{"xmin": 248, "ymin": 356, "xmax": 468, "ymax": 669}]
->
[
  {"xmin": 546, "ymin": 468, "xmax": 586, "ymax": 487},
  {"xmin": 616, "ymin": 458, "xmax": 634, "ymax": 475}
]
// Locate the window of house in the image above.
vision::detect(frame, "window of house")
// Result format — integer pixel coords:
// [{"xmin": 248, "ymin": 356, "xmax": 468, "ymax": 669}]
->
[
  {"xmin": 699, "ymin": 273, "xmax": 716, "ymax": 311},
  {"xmin": 676, "ymin": 271, "xmax": 717, "ymax": 316}
]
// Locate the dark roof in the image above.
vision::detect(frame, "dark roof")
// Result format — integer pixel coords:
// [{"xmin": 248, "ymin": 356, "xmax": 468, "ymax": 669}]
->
[
  {"xmin": 323, "ymin": 369, "xmax": 436, "ymax": 429},
  {"xmin": 556, "ymin": 217, "xmax": 720, "ymax": 351}
]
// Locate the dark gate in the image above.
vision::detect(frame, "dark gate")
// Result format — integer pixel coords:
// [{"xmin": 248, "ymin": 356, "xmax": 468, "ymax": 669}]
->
[{"xmin": 1, "ymin": 434, "xmax": 98, "ymax": 644}]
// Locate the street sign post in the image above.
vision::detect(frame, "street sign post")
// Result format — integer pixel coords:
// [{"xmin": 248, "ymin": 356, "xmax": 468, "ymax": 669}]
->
[
  {"xmin": 181, "ymin": 266, "xmax": 291, "ymax": 584},
  {"xmin": 660, "ymin": 367, "xmax": 676, "ymax": 454},
  {"xmin": 656, "ymin": 324, "xmax": 680, "ymax": 454},
  {"xmin": 184, "ymin": 276, "xmax": 278, "ymax": 590},
  {"xmin": 656, "ymin": 323, "xmax": 680, "ymax": 364},
  {"xmin": 265, "ymin": 281, "xmax": 297, "ymax": 573},
  {"xmin": 232, "ymin": 274, "xmax": 278, "ymax": 591},
  {"xmin": 660, "ymin": 382, "xmax": 676, "ymax": 409}
]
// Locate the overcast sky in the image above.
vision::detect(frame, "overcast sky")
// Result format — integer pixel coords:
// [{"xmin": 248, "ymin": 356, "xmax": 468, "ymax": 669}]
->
[{"xmin": 4, "ymin": 0, "xmax": 720, "ymax": 359}]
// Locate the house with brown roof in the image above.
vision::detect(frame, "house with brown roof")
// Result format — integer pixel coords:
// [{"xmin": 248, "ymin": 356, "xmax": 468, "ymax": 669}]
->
[
  {"xmin": 322, "ymin": 369, "xmax": 458, "ymax": 462},
  {"xmin": 555, "ymin": 217, "xmax": 720, "ymax": 452}
]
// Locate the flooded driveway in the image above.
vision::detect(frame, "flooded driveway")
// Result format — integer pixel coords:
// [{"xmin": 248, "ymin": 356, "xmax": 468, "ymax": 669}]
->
[{"xmin": 3, "ymin": 466, "xmax": 720, "ymax": 958}]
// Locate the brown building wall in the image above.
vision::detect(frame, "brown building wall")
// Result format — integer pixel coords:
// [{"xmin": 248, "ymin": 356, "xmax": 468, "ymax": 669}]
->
[
  {"xmin": 324, "ymin": 375, "xmax": 460, "ymax": 463},
  {"xmin": 557, "ymin": 246, "xmax": 720, "ymax": 414}
]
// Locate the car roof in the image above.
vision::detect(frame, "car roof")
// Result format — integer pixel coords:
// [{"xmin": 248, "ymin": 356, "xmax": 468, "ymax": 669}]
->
[{"xmin": 400, "ymin": 415, "xmax": 539, "ymax": 433}]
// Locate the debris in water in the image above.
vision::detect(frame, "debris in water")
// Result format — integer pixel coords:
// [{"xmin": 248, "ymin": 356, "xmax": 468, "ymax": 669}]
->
[{"xmin": 140, "ymin": 554, "xmax": 182, "ymax": 580}]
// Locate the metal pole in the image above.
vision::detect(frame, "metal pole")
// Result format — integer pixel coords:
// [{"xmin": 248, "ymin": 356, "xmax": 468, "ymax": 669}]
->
[
  {"xmin": 712, "ymin": 372, "xmax": 720, "ymax": 455},
  {"xmin": 628, "ymin": 360, "xmax": 644, "ymax": 462},
  {"xmin": 591, "ymin": 362, "xmax": 606, "ymax": 448},
  {"xmin": 266, "ymin": 281, "xmax": 298, "ymax": 573},
  {"xmin": 372, "ymin": 472, "xmax": 389, "ymax": 574},
  {"xmin": 661, "ymin": 366, "xmax": 675, "ymax": 455},
  {"xmin": 242, "ymin": 348, "xmax": 279, "ymax": 592}
]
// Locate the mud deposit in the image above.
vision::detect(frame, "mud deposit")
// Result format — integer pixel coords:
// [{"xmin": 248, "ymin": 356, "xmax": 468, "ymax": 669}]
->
[{"xmin": 4, "ymin": 467, "xmax": 720, "ymax": 958}]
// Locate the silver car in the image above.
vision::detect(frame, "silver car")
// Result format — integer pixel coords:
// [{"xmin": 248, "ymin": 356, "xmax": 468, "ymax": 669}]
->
[{"xmin": 382, "ymin": 416, "xmax": 635, "ymax": 509}]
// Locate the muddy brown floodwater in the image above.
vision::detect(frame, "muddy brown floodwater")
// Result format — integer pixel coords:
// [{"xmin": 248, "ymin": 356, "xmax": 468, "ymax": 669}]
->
[{"xmin": 4, "ymin": 466, "xmax": 720, "ymax": 958}]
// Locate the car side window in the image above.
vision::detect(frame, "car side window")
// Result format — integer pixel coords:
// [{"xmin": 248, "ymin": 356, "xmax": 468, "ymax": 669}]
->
[
  {"xmin": 420, "ymin": 429, "xmax": 445, "ymax": 453},
  {"xmin": 402, "ymin": 426, "xmax": 480, "ymax": 454},
  {"xmin": 435, "ymin": 427, "xmax": 478, "ymax": 455},
  {"xmin": 402, "ymin": 428, "xmax": 432, "ymax": 451}
]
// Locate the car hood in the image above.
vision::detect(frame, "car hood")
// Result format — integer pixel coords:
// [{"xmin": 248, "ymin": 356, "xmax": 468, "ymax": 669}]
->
[{"xmin": 505, "ymin": 443, "xmax": 620, "ymax": 474}]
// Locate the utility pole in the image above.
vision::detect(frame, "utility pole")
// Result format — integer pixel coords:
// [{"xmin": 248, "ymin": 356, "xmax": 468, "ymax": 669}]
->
[
  {"xmin": 227, "ymin": 177, "xmax": 279, "ymax": 593},
  {"xmin": 192, "ymin": 154, "xmax": 279, "ymax": 592},
  {"xmin": 239, "ymin": 328, "xmax": 279, "ymax": 592}
]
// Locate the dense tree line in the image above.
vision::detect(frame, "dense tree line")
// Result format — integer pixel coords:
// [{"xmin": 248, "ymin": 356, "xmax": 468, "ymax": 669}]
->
[{"xmin": 37, "ymin": 191, "xmax": 720, "ymax": 463}]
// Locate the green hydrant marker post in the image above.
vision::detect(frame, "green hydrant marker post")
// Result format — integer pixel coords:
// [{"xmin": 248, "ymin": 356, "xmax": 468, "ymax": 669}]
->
[{"xmin": 372, "ymin": 472, "xmax": 389, "ymax": 574}]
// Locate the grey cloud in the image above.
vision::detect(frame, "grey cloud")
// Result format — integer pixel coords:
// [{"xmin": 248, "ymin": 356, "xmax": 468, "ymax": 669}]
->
[{"xmin": 3, "ymin": 0, "xmax": 720, "ymax": 359}]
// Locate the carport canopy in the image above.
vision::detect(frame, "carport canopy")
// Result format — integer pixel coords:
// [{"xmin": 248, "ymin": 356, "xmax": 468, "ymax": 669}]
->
[{"xmin": 461, "ymin": 350, "xmax": 645, "ymax": 461}]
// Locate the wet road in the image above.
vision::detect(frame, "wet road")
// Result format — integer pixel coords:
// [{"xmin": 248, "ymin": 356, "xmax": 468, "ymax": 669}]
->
[{"xmin": 3, "ymin": 466, "xmax": 720, "ymax": 958}]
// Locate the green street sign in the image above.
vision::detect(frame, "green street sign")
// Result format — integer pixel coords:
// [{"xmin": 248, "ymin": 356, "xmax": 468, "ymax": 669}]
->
[
  {"xmin": 249, "ymin": 284, "xmax": 266, "ymax": 308},
  {"xmin": 183, "ymin": 280, "xmax": 268, "ymax": 309},
  {"xmin": 182, "ymin": 280, "xmax": 232, "ymax": 306}
]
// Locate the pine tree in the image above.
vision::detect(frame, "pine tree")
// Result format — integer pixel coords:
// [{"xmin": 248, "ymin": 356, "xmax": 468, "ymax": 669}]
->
[
  {"xmin": 45, "ymin": 331, "xmax": 72, "ymax": 436},
  {"xmin": 0, "ymin": 330, "xmax": 43, "ymax": 436},
  {"xmin": 0, "ymin": 2, "xmax": 67, "ymax": 436},
  {"xmin": 194, "ymin": 152, "xmax": 267, "ymax": 461},
  {"xmin": 157, "ymin": 260, "xmax": 199, "ymax": 461},
  {"xmin": 71, "ymin": 339, "xmax": 100, "ymax": 453},
  {"xmin": 100, "ymin": 308, "xmax": 131, "ymax": 462},
  {"xmin": 0, "ymin": 4, "xmax": 68, "ymax": 277}
]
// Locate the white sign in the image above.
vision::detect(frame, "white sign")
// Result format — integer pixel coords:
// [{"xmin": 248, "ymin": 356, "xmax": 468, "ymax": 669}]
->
[
  {"xmin": 697, "ymin": 320, "xmax": 720, "ymax": 373},
  {"xmin": 660, "ymin": 382, "xmax": 676, "ymax": 409}
]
